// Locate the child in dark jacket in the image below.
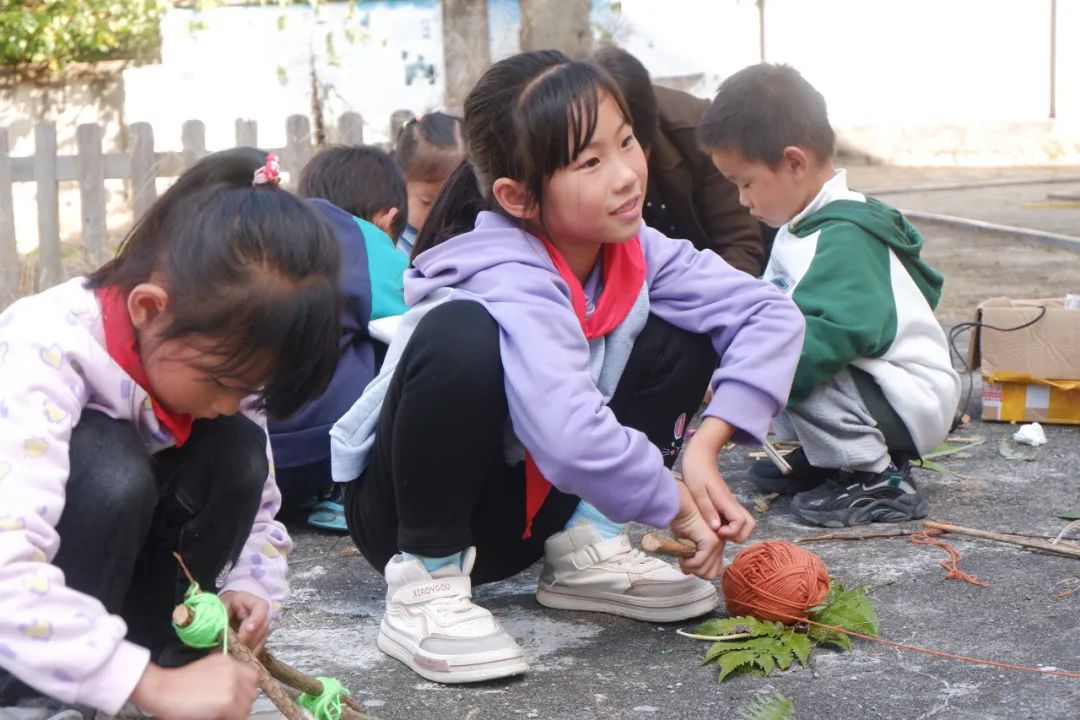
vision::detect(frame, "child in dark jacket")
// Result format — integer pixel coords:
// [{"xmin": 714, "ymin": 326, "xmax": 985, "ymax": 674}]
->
[{"xmin": 268, "ymin": 147, "xmax": 408, "ymax": 528}]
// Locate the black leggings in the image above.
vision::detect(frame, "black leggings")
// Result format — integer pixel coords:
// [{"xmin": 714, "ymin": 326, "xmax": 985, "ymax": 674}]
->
[
  {"xmin": 344, "ymin": 301, "xmax": 716, "ymax": 585},
  {"xmin": 1, "ymin": 411, "xmax": 267, "ymax": 703}
]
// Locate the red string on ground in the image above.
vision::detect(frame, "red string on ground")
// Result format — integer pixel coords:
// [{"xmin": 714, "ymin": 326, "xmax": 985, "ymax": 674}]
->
[{"xmin": 910, "ymin": 531, "xmax": 989, "ymax": 587}]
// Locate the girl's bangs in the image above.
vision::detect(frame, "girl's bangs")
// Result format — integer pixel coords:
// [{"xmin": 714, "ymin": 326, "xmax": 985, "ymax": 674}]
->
[{"xmin": 519, "ymin": 62, "xmax": 633, "ymax": 181}]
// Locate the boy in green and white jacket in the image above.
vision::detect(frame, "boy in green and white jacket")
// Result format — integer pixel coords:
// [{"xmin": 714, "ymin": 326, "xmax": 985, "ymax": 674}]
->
[{"xmin": 699, "ymin": 63, "xmax": 960, "ymax": 527}]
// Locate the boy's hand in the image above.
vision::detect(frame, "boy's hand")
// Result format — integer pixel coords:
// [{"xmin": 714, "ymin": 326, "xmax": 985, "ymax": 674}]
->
[
  {"xmin": 679, "ymin": 417, "xmax": 757, "ymax": 543},
  {"xmin": 220, "ymin": 590, "xmax": 271, "ymax": 655},
  {"xmin": 670, "ymin": 483, "xmax": 725, "ymax": 579},
  {"xmin": 130, "ymin": 655, "xmax": 258, "ymax": 720}
]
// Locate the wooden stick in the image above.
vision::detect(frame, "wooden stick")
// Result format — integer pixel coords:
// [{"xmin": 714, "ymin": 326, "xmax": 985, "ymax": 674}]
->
[
  {"xmin": 796, "ymin": 527, "xmax": 943, "ymax": 544},
  {"xmin": 640, "ymin": 532, "xmax": 697, "ymax": 558},
  {"xmin": 172, "ymin": 605, "xmax": 306, "ymax": 720},
  {"xmin": 924, "ymin": 520, "xmax": 1080, "ymax": 560},
  {"xmin": 259, "ymin": 650, "xmax": 378, "ymax": 719}
]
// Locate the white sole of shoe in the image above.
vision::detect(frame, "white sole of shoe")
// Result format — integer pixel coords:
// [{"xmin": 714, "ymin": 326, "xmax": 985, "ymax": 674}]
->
[
  {"xmin": 377, "ymin": 620, "xmax": 529, "ymax": 684},
  {"xmin": 535, "ymin": 584, "xmax": 719, "ymax": 623}
]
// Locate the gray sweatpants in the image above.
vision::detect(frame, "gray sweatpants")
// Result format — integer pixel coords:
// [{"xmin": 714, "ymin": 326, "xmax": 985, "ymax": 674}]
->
[{"xmin": 774, "ymin": 368, "xmax": 891, "ymax": 473}]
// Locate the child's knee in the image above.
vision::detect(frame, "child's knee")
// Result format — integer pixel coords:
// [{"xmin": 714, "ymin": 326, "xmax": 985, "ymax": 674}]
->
[
  {"xmin": 213, "ymin": 415, "xmax": 271, "ymax": 498},
  {"xmin": 68, "ymin": 411, "xmax": 157, "ymax": 520},
  {"xmin": 412, "ymin": 300, "xmax": 503, "ymax": 393}
]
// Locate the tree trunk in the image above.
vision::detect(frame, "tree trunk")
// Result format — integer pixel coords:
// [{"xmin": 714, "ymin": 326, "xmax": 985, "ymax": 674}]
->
[
  {"xmin": 442, "ymin": 0, "xmax": 491, "ymax": 113},
  {"xmin": 519, "ymin": 0, "xmax": 592, "ymax": 59}
]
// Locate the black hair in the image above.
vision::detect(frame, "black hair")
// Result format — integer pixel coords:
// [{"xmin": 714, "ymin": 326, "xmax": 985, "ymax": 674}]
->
[
  {"xmin": 412, "ymin": 50, "xmax": 632, "ymax": 259},
  {"xmin": 297, "ymin": 144, "xmax": 408, "ymax": 239},
  {"xmin": 86, "ymin": 148, "xmax": 342, "ymax": 419},
  {"xmin": 590, "ymin": 46, "xmax": 659, "ymax": 152},
  {"xmin": 697, "ymin": 63, "xmax": 835, "ymax": 168},
  {"xmin": 393, "ymin": 111, "xmax": 466, "ymax": 184}
]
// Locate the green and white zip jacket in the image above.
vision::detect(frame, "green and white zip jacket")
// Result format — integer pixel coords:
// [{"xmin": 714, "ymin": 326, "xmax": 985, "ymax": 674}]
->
[{"xmin": 764, "ymin": 170, "xmax": 960, "ymax": 454}]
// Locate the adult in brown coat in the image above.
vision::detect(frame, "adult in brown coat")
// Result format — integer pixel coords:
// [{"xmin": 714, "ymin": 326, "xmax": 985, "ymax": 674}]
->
[{"xmin": 593, "ymin": 47, "xmax": 765, "ymax": 277}]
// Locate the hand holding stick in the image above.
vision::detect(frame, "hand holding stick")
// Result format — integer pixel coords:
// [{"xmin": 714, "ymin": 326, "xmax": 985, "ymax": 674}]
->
[
  {"xmin": 641, "ymin": 532, "xmax": 698, "ymax": 558},
  {"xmin": 172, "ymin": 604, "xmax": 306, "ymax": 720}
]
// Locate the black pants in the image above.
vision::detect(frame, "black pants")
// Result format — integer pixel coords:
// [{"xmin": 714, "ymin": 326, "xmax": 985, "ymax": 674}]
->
[
  {"xmin": 344, "ymin": 301, "xmax": 716, "ymax": 585},
  {"xmin": 0, "ymin": 411, "xmax": 267, "ymax": 702}
]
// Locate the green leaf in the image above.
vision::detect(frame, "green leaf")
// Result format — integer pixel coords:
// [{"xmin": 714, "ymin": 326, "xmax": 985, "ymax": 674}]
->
[
  {"xmin": 717, "ymin": 649, "xmax": 759, "ymax": 682},
  {"xmin": 786, "ymin": 629, "xmax": 812, "ymax": 665},
  {"xmin": 921, "ymin": 436, "xmax": 985, "ymax": 460},
  {"xmin": 998, "ymin": 436, "xmax": 1038, "ymax": 461},
  {"xmin": 738, "ymin": 692, "xmax": 795, "ymax": 720},
  {"xmin": 692, "ymin": 616, "xmax": 783, "ymax": 639},
  {"xmin": 811, "ymin": 581, "xmax": 879, "ymax": 636},
  {"xmin": 807, "ymin": 626, "xmax": 853, "ymax": 652},
  {"xmin": 1059, "ymin": 511, "xmax": 1080, "ymax": 520}
]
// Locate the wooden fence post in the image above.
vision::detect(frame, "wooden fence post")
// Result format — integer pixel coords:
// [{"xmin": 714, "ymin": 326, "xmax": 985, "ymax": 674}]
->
[
  {"xmin": 283, "ymin": 114, "xmax": 312, "ymax": 180},
  {"xmin": 34, "ymin": 122, "xmax": 61, "ymax": 290},
  {"xmin": 130, "ymin": 122, "xmax": 156, "ymax": 221},
  {"xmin": 388, "ymin": 109, "xmax": 415, "ymax": 147},
  {"xmin": 181, "ymin": 119, "xmax": 207, "ymax": 170},
  {"xmin": 236, "ymin": 119, "xmax": 258, "ymax": 148},
  {"xmin": 337, "ymin": 112, "xmax": 364, "ymax": 145},
  {"xmin": 76, "ymin": 124, "xmax": 108, "ymax": 268},
  {"xmin": 0, "ymin": 129, "xmax": 17, "ymax": 307}
]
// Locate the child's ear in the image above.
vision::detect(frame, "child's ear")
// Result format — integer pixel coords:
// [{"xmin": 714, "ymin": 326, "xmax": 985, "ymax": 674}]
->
[
  {"xmin": 126, "ymin": 283, "xmax": 169, "ymax": 329},
  {"xmin": 492, "ymin": 178, "xmax": 538, "ymax": 221},
  {"xmin": 781, "ymin": 146, "xmax": 811, "ymax": 178},
  {"xmin": 372, "ymin": 207, "xmax": 400, "ymax": 237}
]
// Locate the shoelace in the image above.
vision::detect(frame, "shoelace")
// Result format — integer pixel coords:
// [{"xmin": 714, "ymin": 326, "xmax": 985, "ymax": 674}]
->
[
  {"xmin": 607, "ymin": 546, "xmax": 669, "ymax": 572},
  {"xmin": 426, "ymin": 592, "xmax": 484, "ymax": 620}
]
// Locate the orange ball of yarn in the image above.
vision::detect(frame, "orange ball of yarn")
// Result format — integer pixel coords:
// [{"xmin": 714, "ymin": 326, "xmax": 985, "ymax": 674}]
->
[{"xmin": 721, "ymin": 540, "xmax": 830, "ymax": 623}]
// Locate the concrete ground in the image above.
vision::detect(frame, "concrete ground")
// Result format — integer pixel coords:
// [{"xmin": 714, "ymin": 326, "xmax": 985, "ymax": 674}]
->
[{"xmin": 271, "ymin": 185, "xmax": 1080, "ymax": 719}]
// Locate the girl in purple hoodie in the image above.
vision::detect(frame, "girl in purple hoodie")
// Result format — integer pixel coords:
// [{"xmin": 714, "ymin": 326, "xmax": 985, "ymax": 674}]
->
[{"xmin": 329, "ymin": 50, "xmax": 805, "ymax": 684}]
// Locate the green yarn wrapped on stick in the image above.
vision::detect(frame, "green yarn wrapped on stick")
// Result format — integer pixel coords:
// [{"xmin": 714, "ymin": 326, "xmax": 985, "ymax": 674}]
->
[
  {"xmin": 298, "ymin": 677, "xmax": 350, "ymax": 720},
  {"xmin": 173, "ymin": 583, "xmax": 230, "ymax": 653}
]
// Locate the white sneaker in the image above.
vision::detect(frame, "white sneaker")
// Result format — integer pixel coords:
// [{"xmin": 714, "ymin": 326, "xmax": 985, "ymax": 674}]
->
[
  {"xmin": 536, "ymin": 526, "xmax": 719, "ymax": 622},
  {"xmin": 377, "ymin": 547, "xmax": 527, "ymax": 683}
]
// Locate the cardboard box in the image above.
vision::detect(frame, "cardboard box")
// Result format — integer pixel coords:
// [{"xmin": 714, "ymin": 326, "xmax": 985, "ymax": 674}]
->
[
  {"xmin": 981, "ymin": 379, "xmax": 1080, "ymax": 425},
  {"xmin": 969, "ymin": 297, "xmax": 1080, "ymax": 423}
]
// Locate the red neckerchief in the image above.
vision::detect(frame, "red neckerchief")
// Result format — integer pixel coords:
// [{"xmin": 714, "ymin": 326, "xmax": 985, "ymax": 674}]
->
[
  {"xmin": 96, "ymin": 286, "xmax": 194, "ymax": 446},
  {"xmin": 522, "ymin": 237, "xmax": 646, "ymax": 538}
]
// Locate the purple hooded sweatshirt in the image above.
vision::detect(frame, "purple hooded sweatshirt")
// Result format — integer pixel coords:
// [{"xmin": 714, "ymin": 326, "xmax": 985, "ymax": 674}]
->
[{"xmin": 330, "ymin": 211, "xmax": 805, "ymax": 529}]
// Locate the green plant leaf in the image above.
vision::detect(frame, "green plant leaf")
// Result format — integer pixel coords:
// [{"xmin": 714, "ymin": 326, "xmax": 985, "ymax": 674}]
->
[
  {"xmin": 785, "ymin": 629, "xmax": 812, "ymax": 665},
  {"xmin": 807, "ymin": 625, "xmax": 853, "ymax": 652},
  {"xmin": 998, "ymin": 436, "xmax": 1038, "ymax": 461},
  {"xmin": 716, "ymin": 649, "xmax": 759, "ymax": 681},
  {"xmin": 811, "ymin": 582, "xmax": 879, "ymax": 636},
  {"xmin": 738, "ymin": 692, "xmax": 795, "ymax": 720},
  {"xmin": 691, "ymin": 616, "xmax": 783, "ymax": 639}
]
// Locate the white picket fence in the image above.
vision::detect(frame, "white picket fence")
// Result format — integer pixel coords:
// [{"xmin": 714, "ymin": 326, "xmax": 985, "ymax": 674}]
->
[{"xmin": 0, "ymin": 109, "xmax": 417, "ymax": 308}]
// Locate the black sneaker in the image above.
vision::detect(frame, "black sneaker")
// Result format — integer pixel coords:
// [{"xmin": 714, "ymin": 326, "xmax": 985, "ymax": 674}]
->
[
  {"xmin": 791, "ymin": 463, "xmax": 928, "ymax": 528},
  {"xmin": 750, "ymin": 447, "xmax": 835, "ymax": 495}
]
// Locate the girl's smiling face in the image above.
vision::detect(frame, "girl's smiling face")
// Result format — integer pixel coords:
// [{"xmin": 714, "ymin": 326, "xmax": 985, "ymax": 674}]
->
[{"xmin": 539, "ymin": 92, "xmax": 648, "ymax": 255}]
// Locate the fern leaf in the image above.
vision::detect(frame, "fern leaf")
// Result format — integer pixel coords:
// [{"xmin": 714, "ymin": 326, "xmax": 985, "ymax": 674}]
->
[
  {"xmin": 771, "ymin": 641, "xmax": 795, "ymax": 671},
  {"xmin": 752, "ymin": 650, "xmax": 776, "ymax": 676},
  {"xmin": 810, "ymin": 581, "xmax": 879, "ymax": 636},
  {"xmin": 807, "ymin": 626, "xmax": 853, "ymax": 652},
  {"xmin": 693, "ymin": 616, "xmax": 783, "ymax": 639},
  {"xmin": 717, "ymin": 649, "xmax": 760, "ymax": 682},
  {"xmin": 785, "ymin": 629, "xmax": 812, "ymax": 666},
  {"xmin": 738, "ymin": 692, "xmax": 795, "ymax": 720}
]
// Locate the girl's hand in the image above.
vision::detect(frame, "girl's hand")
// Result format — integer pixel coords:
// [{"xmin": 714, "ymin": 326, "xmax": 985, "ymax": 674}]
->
[
  {"xmin": 679, "ymin": 417, "xmax": 757, "ymax": 543},
  {"xmin": 670, "ymin": 483, "xmax": 725, "ymax": 579},
  {"xmin": 130, "ymin": 655, "xmax": 258, "ymax": 720},
  {"xmin": 220, "ymin": 590, "xmax": 271, "ymax": 655}
]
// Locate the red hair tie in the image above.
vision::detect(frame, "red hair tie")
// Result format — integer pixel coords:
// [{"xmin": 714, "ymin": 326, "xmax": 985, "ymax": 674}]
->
[{"xmin": 253, "ymin": 153, "xmax": 281, "ymax": 186}]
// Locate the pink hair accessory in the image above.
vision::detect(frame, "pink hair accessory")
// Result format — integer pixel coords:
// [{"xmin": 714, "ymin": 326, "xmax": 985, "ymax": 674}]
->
[{"xmin": 253, "ymin": 153, "xmax": 281, "ymax": 186}]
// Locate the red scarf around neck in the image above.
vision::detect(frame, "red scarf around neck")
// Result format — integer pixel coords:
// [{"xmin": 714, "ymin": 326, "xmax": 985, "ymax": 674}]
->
[
  {"xmin": 96, "ymin": 286, "xmax": 194, "ymax": 446},
  {"xmin": 521, "ymin": 237, "xmax": 646, "ymax": 538}
]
